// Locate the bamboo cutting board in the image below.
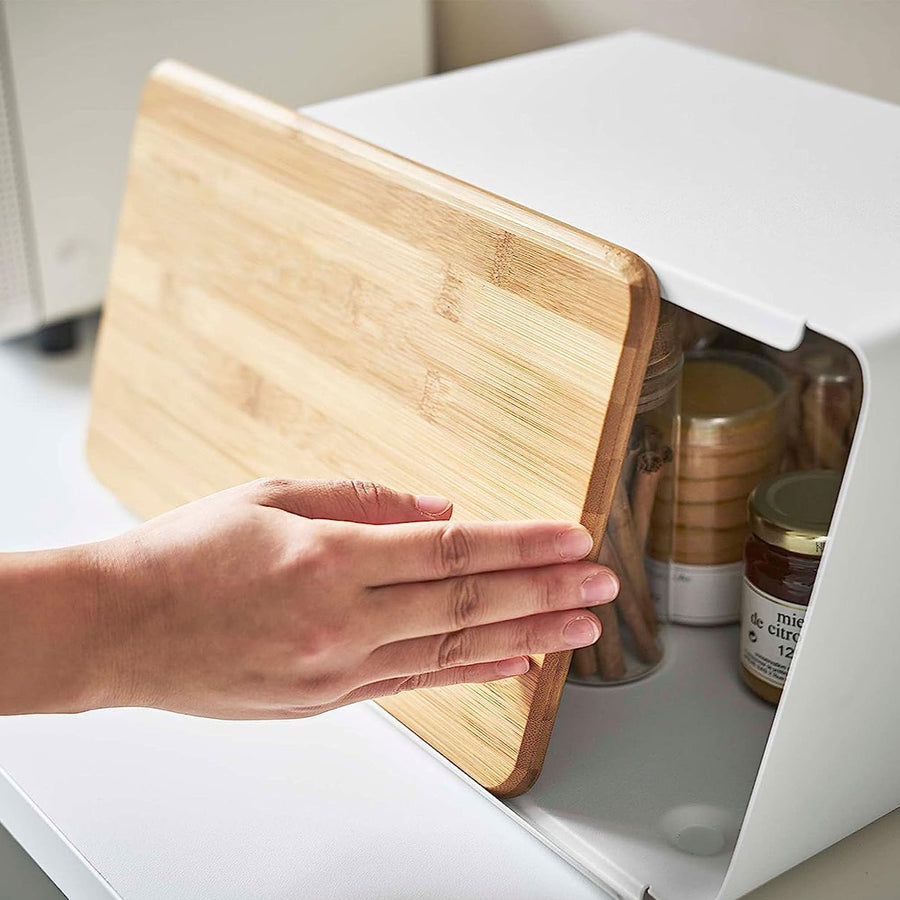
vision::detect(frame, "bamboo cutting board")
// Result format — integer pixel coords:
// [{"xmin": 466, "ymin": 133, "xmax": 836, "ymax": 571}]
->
[{"xmin": 88, "ymin": 62, "xmax": 659, "ymax": 797}]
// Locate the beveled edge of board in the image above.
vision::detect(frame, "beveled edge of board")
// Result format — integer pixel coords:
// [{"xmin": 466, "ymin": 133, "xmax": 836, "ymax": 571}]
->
[
  {"xmin": 492, "ymin": 269, "xmax": 659, "ymax": 798},
  {"xmin": 91, "ymin": 60, "xmax": 661, "ymax": 799}
]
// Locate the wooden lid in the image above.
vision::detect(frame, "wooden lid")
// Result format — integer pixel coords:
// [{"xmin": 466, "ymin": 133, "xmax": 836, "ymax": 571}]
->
[{"xmin": 87, "ymin": 62, "xmax": 659, "ymax": 798}]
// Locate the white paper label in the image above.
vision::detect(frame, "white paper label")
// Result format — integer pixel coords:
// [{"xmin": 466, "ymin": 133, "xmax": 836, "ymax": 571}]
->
[
  {"xmin": 740, "ymin": 579, "xmax": 807, "ymax": 688},
  {"xmin": 646, "ymin": 557, "xmax": 743, "ymax": 625}
]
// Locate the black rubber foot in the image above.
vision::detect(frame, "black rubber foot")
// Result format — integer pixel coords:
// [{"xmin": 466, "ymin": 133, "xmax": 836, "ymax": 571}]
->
[{"xmin": 36, "ymin": 318, "xmax": 79, "ymax": 354}]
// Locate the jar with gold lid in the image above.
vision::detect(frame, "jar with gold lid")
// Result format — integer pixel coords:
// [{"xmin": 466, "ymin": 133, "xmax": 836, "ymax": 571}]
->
[{"xmin": 740, "ymin": 469, "xmax": 842, "ymax": 704}]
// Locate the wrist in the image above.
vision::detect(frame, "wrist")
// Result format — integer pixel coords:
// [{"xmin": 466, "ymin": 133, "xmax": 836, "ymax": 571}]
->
[{"xmin": 0, "ymin": 543, "xmax": 124, "ymax": 714}]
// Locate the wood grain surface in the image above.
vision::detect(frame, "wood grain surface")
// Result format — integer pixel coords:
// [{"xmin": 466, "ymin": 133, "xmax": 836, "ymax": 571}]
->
[{"xmin": 87, "ymin": 62, "xmax": 659, "ymax": 796}]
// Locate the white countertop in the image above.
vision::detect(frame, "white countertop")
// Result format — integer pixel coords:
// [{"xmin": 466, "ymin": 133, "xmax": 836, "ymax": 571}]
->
[
  {"xmin": 0, "ymin": 319, "xmax": 603, "ymax": 900},
  {"xmin": 1, "ymin": 321, "xmax": 899, "ymax": 899}
]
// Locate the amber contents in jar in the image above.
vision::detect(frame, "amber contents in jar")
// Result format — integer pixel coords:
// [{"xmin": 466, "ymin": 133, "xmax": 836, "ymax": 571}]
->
[
  {"xmin": 745, "ymin": 535, "xmax": 820, "ymax": 605},
  {"xmin": 740, "ymin": 470, "xmax": 841, "ymax": 704},
  {"xmin": 741, "ymin": 535, "xmax": 820, "ymax": 704}
]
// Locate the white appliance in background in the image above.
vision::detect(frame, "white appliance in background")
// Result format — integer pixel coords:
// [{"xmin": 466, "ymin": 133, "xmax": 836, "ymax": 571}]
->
[{"xmin": 0, "ymin": 0, "xmax": 430, "ymax": 346}]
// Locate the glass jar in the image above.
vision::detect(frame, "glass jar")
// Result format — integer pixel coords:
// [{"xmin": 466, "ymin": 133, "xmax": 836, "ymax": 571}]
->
[
  {"xmin": 763, "ymin": 333, "xmax": 862, "ymax": 474},
  {"xmin": 646, "ymin": 350, "xmax": 787, "ymax": 625},
  {"xmin": 740, "ymin": 469, "xmax": 842, "ymax": 704},
  {"xmin": 569, "ymin": 301, "xmax": 681, "ymax": 685},
  {"xmin": 676, "ymin": 306, "xmax": 722, "ymax": 353}
]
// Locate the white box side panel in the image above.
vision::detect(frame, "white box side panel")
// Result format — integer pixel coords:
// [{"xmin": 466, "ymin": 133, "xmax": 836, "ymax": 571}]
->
[{"xmin": 718, "ymin": 338, "xmax": 900, "ymax": 897}]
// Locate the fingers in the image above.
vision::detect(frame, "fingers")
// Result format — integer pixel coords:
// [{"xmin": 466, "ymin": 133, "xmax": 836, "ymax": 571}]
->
[
  {"xmin": 335, "ymin": 656, "xmax": 533, "ymax": 706},
  {"xmin": 355, "ymin": 518, "xmax": 595, "ymax": 586},
  {"xmin": 250, "ymin": 477, "xmax": 453, "ymax": 525},
  {"xmin": 365, "ymin": 562, "xmax": 618, "ymax": 642},
  {"xmin": 362, "ymin": 609, "xmax": 602, "ymax": 683}
]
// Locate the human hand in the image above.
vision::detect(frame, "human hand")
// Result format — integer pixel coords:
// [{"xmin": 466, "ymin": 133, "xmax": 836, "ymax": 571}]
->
[{"xmin": 1, "ymin": 479, "xmax": 618, "ymax": 718}]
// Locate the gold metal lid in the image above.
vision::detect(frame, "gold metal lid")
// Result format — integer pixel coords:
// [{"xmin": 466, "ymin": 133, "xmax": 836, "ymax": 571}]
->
[{"xmin": 748, "ymin": 469, "xmax": 842, "ymax": 556}]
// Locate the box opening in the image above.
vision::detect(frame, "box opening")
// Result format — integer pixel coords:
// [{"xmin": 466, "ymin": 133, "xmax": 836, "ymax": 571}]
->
[{"xmin": 503, "ymin": 312, "xmax": 863, "ymax": 900}]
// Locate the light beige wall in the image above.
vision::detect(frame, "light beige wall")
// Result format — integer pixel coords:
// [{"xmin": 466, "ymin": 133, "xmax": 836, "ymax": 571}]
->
[
  {"xmin": 2, "ymin": 0, "xmax": 431, "ymax": 334},
  {"xmin": 434, "ymin": 0, "xmax": 900, "ymax": 104}
]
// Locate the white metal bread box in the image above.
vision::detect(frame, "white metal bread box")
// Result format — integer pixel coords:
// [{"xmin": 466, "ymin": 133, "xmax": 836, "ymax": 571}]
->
[{"xmin": 298, "ymin": 31, "xmax": 900, "ymax": 900}]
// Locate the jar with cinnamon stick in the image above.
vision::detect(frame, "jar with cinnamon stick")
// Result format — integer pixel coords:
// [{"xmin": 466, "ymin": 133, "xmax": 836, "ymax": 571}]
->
[
  {"xmin": 763, "ymin": 333, "xmax": 862, "ymax": 474},
  {"xmin": 569, "ymin": 301, "xmax": 681, "ymax": 685}
]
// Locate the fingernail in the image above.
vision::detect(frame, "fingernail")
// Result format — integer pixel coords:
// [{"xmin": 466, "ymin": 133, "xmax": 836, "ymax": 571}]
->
[
  {"xmin": 581, "ymin": 572, "xmax": 619, "ymax": 604},
  {"xmin": 563, "ymin": 616, "xmax": 600, "ymax": 647},
  {"xmin": 557, "ymin": 527, "xmax": 593, "ymax": 559},
  {"xmin": 497, "ymin": 656, "xmax": 530, "ymax": 677},
  {"xmin": 416, "ymin": 495, "xmax": 452, "ymax": 516}
]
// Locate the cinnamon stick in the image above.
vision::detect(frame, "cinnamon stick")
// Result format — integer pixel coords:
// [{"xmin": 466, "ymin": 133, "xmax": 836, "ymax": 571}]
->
[
  {"xmin": 631, "ymin": 449, "xmax": 665, "ymax": 551},
  {"xmin": 571, "ymin": 646, "xmax": 599, "ymax": 678},
  {"xmin": 801, "ymin": 379, "xmax": 854, "ymax": 469},
  {"xmin": 593, "ymin": 602, "xmax": 627, "ymax": 680},
  {"xmin": 600, "ymin": 537, "xmax": 660, "ymax": 664},
  {"xmin": 607, "ymin": 480, "xmax": 657, "ymax": 635},
  {"xmin": 613, "ymin": 563, "xmax": 662, "ymax": 665}
]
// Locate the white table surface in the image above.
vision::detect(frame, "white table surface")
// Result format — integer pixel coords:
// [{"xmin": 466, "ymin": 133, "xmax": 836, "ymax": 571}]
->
[{"xmin": 1, "ymin": 319, "xmax": 899, "ymax": 899}]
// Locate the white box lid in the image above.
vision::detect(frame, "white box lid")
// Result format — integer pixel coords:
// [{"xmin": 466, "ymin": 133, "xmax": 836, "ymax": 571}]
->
[{"xmin": 305, "ymin": 31, "xmax": 900, "ymax": 353}]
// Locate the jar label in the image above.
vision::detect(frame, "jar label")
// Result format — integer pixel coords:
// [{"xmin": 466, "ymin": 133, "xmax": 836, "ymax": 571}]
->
[
  {"xmin": 740, "ymin": 579, "xmax": 807, "ymax": 688},
  {"xmin": 646, "ymin": 557, "xmax": 743, "ymax": 624}
]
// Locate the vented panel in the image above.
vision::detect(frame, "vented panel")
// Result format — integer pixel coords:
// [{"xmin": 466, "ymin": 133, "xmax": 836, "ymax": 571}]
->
[{"xmin": 0, "ymin": 6, "xmax": 39, "ymax": 338}]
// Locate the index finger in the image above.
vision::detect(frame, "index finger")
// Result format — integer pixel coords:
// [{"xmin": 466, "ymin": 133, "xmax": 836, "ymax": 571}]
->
[{"xmin": 355, "ymin": 518, "xmax": 595, "ymax": 586}]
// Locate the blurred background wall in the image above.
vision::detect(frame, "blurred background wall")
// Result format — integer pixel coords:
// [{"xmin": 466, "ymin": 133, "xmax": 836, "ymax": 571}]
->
[
  {"xmin": 0, "ymin": 0, "xmax": 431, "ymax": 342},
  {"xmin": 5, "ymin": 0, "xmax": 900, "ymax": 346},
  {"xmin": 433, "ymin": 0, "xmax": 900, "ymax": 104}
]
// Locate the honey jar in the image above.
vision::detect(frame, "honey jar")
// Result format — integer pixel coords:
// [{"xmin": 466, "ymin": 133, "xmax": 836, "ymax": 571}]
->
[{"xmin": 740, "ymin": 470, "xmax": 842, "ymax": 704}]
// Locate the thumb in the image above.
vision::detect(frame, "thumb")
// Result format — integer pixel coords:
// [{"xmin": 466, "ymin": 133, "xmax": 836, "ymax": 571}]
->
[{"xmin": 251, "ymin": 477, "xmax": 453, "ymax": 525}]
